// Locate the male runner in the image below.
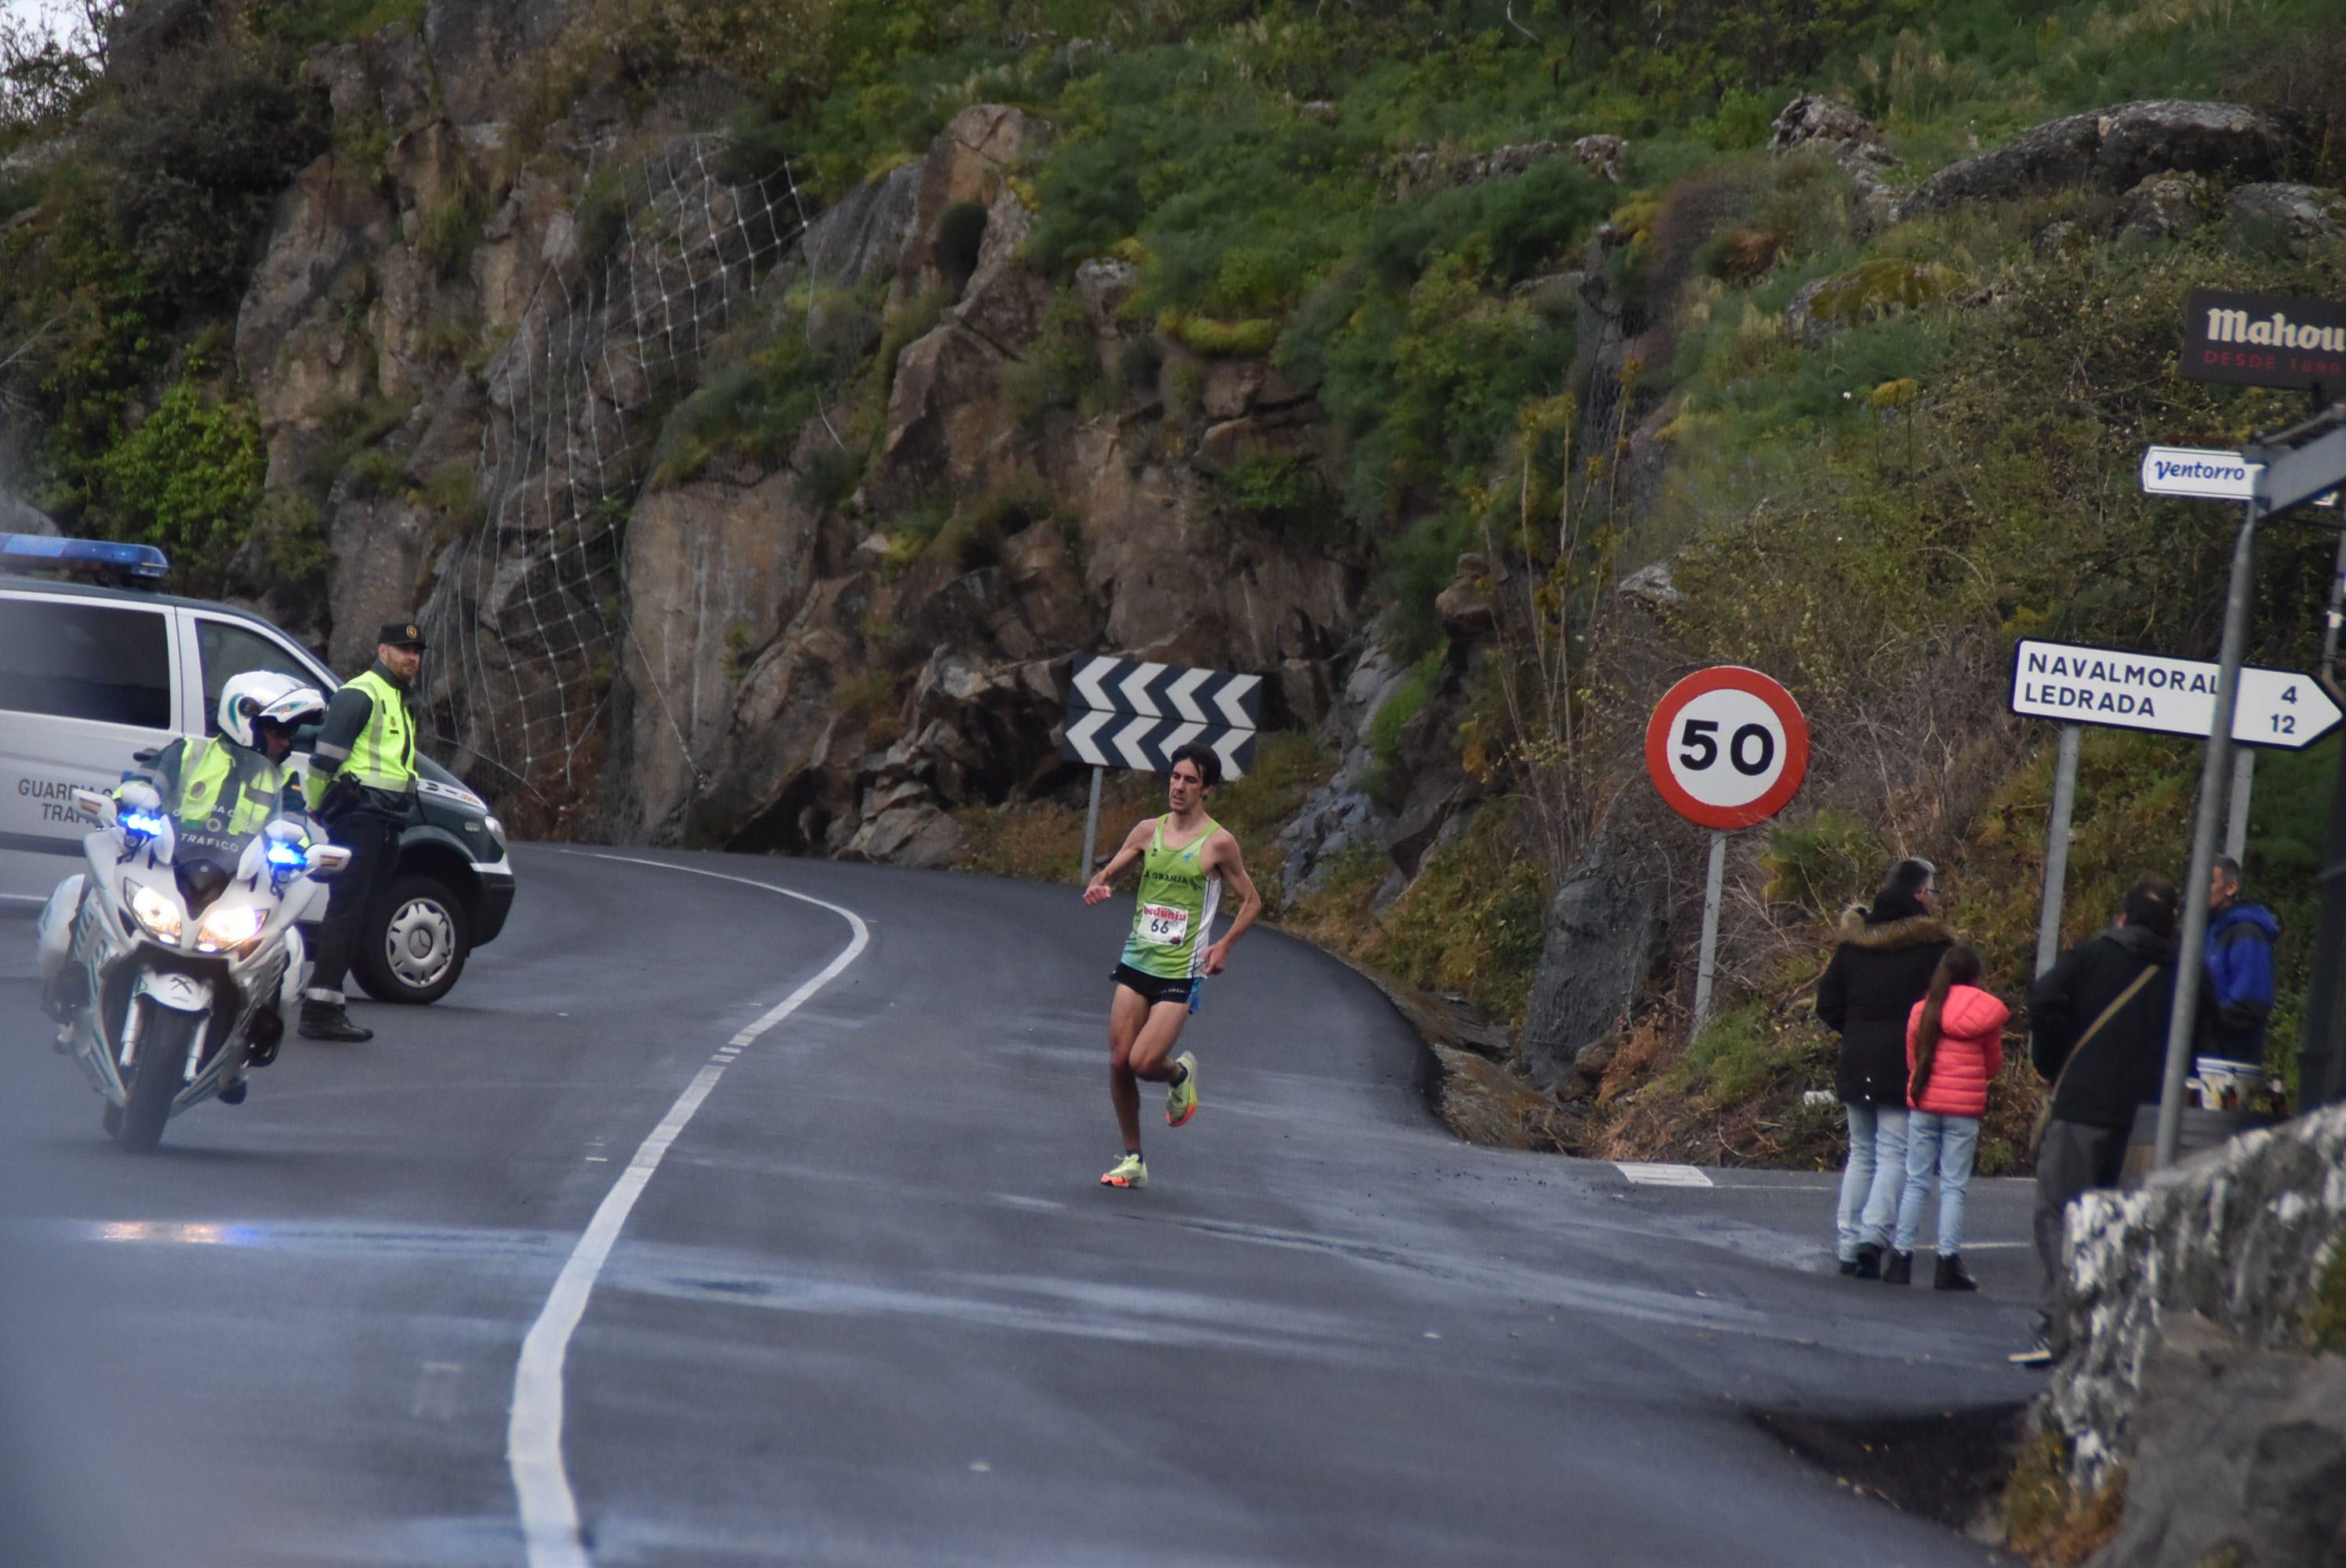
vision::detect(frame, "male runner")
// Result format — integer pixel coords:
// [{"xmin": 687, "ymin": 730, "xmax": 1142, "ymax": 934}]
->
[{"xmin": 1082, "ymin": 742, "xmax": 1262, "ymax": 1189}]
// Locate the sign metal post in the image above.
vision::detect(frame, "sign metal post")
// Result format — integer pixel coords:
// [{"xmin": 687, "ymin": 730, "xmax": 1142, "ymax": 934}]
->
[
  {"xmin": 1080, "ymin": 765, "xmax": 1105, "ymax": 881},
  {"xmin": 2036, "ymin": 724, "xmax": 2083, "ymax": 978},
  {"xmin": 1691, "ymin": 829, "xmax": 1728, "ymax": 1032},
  {"xmin": 2156, "ymin": 498, "xmax": 2261, "ymax": 1170},
  {"xmin": 2226, "ymin": 747, "xmax": 2255, "ymax": 862}
]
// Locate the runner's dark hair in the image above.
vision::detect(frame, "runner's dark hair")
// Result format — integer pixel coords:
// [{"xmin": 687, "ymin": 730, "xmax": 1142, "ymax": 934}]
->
[
  {"xmin": 1168, "ymin": 742, "xmax": 1220, "ymax": 790},
  {"xmin": 1910, "ymin": 943, "xmax": 1983, "ymax": 1104}
]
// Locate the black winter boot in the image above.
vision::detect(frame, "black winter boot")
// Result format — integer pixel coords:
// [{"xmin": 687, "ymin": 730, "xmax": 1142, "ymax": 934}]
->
[
  {"xmin": 1934, "ymin": 1254, "xmax": 1978, "ymax": 1292},
  {"xmin": 300, "ymin": 1002, "xmax": 373, "ymax": 1043},
  {"xmin": 1851, "ymin": 1243, "xmax": 1883, "ymax": 1280},
  {"xmin": 1882, "ymin": 1249, "xmax": 1913, "ymax": 1285}
]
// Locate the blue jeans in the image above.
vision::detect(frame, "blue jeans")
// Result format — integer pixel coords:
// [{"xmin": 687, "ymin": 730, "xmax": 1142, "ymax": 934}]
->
[
  {"xmin": 1894, "ymin": 1111, "xmax": 1980, "ymax": 1256},
  {"xmin": 1836, "ymin": 1102, "xmax": 1910, "ymax": 1260}
]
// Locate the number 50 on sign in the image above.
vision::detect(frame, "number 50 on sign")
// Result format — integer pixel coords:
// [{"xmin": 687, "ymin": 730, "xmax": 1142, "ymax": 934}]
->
[{"xmin": 1645, "ymin": 667, "xmax": 1812, "ymax": 831}]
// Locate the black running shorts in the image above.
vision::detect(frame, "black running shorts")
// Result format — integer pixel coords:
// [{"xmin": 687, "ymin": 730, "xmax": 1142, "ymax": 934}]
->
[{"xmin": 1112, "ymin": 962, "xmax": 1201, "ymax": 1011}]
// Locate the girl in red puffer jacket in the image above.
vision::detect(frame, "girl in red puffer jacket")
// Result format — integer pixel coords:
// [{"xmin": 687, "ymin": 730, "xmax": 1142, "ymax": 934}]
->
[{"xmin": 1885, "ymin": 945, "xmax": 2008, "ymax": 1290}]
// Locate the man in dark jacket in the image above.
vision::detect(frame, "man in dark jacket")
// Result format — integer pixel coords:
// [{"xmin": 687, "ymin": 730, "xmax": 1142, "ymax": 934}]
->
[
  {"xmin": 2205, "ymin": 855, "xmax": 2278, "ymax": 1065},
  {"xmin": 2014, "ymin": 872, "xmax": 2205, "ymax": 1366},
  {"xmin": 1816, "ymin": 858, "xmax": 1953, "ymax": 1278}
]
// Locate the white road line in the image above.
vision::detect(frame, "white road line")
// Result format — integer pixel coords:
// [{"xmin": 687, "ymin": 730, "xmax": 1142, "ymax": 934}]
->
[
  {"xmin": 508, "ymin": 853, "xmax": 870, "ymax": 1568},
  {"xmin": 1615, "ymin": 1162, "xmax": 1715, "ymax": 1188}
]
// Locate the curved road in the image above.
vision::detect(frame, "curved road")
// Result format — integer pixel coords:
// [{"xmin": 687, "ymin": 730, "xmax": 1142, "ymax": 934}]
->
[{"xmin": 0, "ymin": 846, "xmax": 2033, "ymax": 1566}]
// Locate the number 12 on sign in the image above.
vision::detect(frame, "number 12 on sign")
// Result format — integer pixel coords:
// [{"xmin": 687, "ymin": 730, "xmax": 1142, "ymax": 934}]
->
[{"xmin": 1645, "ymin": 667, "xmax": 1812, "ymax": 1036}]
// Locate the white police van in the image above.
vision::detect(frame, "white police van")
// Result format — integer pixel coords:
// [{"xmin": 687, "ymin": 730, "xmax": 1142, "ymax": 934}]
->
[{"xmin": 0, "ymin": 534, "xmax": 514, "ymax": 1003}]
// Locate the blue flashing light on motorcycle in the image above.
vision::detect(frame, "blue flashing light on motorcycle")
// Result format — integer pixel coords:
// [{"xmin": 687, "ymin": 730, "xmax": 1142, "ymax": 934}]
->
[{"xmin": 120, "ymin": 810, "xmax": 168, "ymax": 841}]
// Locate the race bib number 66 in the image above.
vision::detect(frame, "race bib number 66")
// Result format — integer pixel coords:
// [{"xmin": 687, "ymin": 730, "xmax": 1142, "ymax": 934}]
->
[{"xmin": 1138, "ymin": 902, "xmax": 1189, "ymax": 946}]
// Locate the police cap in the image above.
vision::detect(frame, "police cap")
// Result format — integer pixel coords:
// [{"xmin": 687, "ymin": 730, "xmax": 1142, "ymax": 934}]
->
[{"xmin": 377, "ymin": 621, "xmax": 427, "ymax": 649}]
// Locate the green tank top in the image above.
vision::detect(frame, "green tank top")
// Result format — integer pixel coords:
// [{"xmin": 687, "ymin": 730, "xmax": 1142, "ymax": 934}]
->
[{"xmin": 1120, "ymin": 815, "xmax": 1224, "ymax": 981}]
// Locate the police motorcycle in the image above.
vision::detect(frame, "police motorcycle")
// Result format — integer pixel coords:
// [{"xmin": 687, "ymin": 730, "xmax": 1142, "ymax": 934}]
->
[{"xmin": 34, "ymin": 676, "xmax": 351, "ymax": 1152}]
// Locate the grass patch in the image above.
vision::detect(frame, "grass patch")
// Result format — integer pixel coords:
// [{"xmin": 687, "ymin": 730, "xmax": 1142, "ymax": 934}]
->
[
  {"xmin": 2000, "ymin": 1430, "xmax": 2127, "ymax": 1566},
  {"xmin": 2308, "ymin": 1224, "xmax": 2346, "ymax": 1357}
]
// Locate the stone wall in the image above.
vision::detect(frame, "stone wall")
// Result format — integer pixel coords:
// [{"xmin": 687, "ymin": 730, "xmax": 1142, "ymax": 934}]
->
[{"xmin": 2047, "ymin": 1104, "xmax": 2346, "ymax": 1524}]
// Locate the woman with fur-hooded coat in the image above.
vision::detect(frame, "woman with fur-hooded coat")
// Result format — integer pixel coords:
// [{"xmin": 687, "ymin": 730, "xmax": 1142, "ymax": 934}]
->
[{"xmin": 1815, "ymin": 858, "xmax": 1953, "ymax": 1277}]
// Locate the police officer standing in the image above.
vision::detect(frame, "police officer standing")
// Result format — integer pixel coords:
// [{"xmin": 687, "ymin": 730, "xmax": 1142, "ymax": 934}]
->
[{"xmin": 299, "ymin": 621, "xmax": 426, "ymax": 1043}]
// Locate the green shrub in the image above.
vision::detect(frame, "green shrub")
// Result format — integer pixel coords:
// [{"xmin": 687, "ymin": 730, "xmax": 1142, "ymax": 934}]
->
[
  {"xmin": 91, "ymin": 39, "xmax": 326, "ymax": 317},
  {"xmin": 1763, "ymin": 808, "xmax": 1890, "ymax": 919},
  {"xmin": 91, "ymin": 376, "xmax": 264, "ymax": 564},
  {"xmin": 1167, "ymin": 314, "xmax": 1279, "ymax": 358},
  {"xmin": 2308, "ymin": 1225, "xmax": 2346, "ymax": 1356},
  {"xmin": 416, "ymin": 187, "xmax": 488, "ymax": 279}
]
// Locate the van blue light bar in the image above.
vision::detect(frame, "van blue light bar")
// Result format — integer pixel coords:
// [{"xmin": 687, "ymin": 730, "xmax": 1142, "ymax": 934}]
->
[{"xmin": 0, "ymin": 534, "xmax": 171, "ymax": 580}]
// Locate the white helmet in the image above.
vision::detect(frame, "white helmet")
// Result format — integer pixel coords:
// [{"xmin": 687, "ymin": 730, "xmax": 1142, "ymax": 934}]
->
[{"xmin": 218, "ymin": 670, "xmax": 327, "ymax": 750}]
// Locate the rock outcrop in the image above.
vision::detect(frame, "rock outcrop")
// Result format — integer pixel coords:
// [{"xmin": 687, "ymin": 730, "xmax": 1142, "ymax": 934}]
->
[
  {"xmin": 596, "ymin": 103, "xmax": 1365, "ymax": 857},
  {"xmin": 1897, "ymin": 100, "xmax": 2297, "ymax": 220},
  {"xmin": 2225, "ymin": 181, "xmax": 2346, "ymax": 254},
  {"xmin": 1517, "ymin": 794, "xmax": 1681, "ymax": 1093},
  {"xmin": 1767, "ymin": 95, "xmax": 1900, "ymax": 223}
]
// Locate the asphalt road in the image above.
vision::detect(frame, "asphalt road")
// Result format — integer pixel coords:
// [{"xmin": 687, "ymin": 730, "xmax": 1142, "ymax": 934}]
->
[{"xmin": 0, "ymin": 844, "xmax": 2043, "ymax": 1566}]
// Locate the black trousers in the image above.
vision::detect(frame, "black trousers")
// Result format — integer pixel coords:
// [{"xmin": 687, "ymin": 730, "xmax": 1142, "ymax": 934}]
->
[
  {"xmin": 2032, "ymin": 1116, "xmax": 2130, "ymax": 1334},
  {"xmin": 308, "ymin": 810, "xmax": 399, "ymax": 999}
]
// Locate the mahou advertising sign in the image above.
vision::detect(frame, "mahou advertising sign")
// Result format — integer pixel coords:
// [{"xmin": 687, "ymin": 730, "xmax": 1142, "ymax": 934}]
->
[{"xmin": 2183, "ymin": 287, "xmax": 2346, "ymax": 392}]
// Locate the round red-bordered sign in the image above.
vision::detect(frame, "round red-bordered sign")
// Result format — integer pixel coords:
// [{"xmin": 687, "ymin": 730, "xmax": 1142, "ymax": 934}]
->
[{"xmin": 1644, "ymin": 666, "xmax": 1810, "ymax": 830}]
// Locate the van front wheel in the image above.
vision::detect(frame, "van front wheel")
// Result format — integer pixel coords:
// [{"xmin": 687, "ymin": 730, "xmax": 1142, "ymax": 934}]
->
[{"xmin": 352, "ymin": 875, "xmax": 470, "ymax": 1004}]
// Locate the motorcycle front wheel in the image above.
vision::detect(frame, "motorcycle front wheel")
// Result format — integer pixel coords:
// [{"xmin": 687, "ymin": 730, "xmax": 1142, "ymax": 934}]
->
[{"xmin": 117, "ymin": 1001, "xmax": 198, "ymax": 1154}]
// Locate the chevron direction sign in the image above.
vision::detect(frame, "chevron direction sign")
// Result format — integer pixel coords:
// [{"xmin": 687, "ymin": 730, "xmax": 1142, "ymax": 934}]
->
[{"xmin": 1061, "ymin": 655, "xmax": 1262, "ymax": 778}]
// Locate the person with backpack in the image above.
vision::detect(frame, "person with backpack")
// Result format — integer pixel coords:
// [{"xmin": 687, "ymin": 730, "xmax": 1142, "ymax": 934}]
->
[
  {"xmin": 1884, "ymin": 945, "xmax": 2006, "ymax": 1290},
  {"xmin": 2013, "ymin": 872, "xmax": 2209, "ymax": 1366},
  {"xmin": 1815, "ymin": 858, "xmax": 1954, "ymax": 1279}
]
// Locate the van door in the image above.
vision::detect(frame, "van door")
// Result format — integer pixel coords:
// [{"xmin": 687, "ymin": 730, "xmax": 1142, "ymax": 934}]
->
[{"xmin": 0, "ymin": 593, "xmax": 180, "ymax": 853}]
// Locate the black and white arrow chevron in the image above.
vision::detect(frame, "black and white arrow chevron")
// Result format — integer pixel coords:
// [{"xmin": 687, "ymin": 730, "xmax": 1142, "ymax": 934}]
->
[
  {"xmin": 1061, "ymin": 656, "xmax": 1263, "ymax": 778},
  {"xmin": 1060, "ymin": 709, "xmax": 1258, "ymax": 778},
  {"xmin": 1068, "ymin": 656, "xmax": 1262, "ymax": 731}
]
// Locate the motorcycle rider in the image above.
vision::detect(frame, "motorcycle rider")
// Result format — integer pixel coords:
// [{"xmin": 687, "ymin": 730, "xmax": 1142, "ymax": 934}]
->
[
  {"xmin": 127, "ymin": 670, "xmax": 325, "ymax": 859},
  {"xmin": 42, "ymin": 672, "xmax": 327, "ymax": 1069},
  {"xmin": 299, "ymin": 621, "xmax": 426, "ymax": 1043}
]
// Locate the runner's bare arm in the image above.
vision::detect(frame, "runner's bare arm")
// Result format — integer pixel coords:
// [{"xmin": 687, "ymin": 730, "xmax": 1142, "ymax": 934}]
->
[
  {"xmin": 1200, "ymin": 830, "xmax": 1263, "ymax": 973},
  {"xmin": 1082, "ymin": 818, "xmax": 1157, "ymax": 905}
]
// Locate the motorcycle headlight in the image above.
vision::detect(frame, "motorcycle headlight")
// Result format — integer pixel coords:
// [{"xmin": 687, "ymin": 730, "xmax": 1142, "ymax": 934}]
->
[
  {"xmin": 125, "ymin": 880, "xmax": 182, "ymax": 946},
  {"xmin": 194, "ymin": 902, "xmax": 267, "ymax": 955}
]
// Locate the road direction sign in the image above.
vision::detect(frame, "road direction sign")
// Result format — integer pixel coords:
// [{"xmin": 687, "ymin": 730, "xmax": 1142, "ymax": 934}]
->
[
  {"xmin": 1644, "ymin": 666, "xmax": 1810, "ymax": 831},
  {"xmin": 2010, "ymin": 638, "xmax": 2343, "ymax": 749},
  {"xmin": 2140, "ymin": 445, "xmax": 2336, "ymax": 507},
  {"xmin": 1060, "ymin": 655, "xmax": 1261, "ymax": 779}
]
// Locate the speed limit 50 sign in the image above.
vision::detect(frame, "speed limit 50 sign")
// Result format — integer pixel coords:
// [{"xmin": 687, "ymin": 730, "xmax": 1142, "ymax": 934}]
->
[{"xmin": 1645, "ymin": 667, "xmax": 1810, "ymax": 829}]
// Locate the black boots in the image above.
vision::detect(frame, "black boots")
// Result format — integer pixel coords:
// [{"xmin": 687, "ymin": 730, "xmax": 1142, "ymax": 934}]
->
[
  {"xmin": 300, "ymin": 1002, "xmax": 373, "ymax": 1042},
  {"xmin": 1882, "ymin": 1249, "xmax": 1913, "ymax": 1285},
  {"xmin": 1851, "ymin": 1243, "xmax": 1883, "ymax": 1279},
  {"xmin": 1934, "ymin": 1254, "xmax": 1978, "ymax": 1292}
]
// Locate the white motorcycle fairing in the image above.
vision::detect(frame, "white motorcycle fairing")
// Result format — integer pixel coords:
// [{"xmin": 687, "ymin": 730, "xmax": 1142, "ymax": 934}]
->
[{"xmin": 45, "ymin": 789, "xmax": 336, "ymax": 1151}]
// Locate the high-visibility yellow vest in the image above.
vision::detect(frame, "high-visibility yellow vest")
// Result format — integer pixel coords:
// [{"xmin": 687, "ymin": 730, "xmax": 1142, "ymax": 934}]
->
[
  {"xmin": 338, "ymin": 667, "xmax": 418, "ymax": 793},
  {"xmin": 167, "ymin": 737, "xmax": 288, "ymax": 839}
]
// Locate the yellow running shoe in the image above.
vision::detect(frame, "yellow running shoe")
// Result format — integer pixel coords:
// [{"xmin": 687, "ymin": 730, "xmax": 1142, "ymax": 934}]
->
[
  {"xmin": 1099, "ymin": 1152, "xmax": 1148, "ymax": 1189},
  {"xmin": 1165, "ymin": 1051, "xmax": 1198, "ymax": 1127}
]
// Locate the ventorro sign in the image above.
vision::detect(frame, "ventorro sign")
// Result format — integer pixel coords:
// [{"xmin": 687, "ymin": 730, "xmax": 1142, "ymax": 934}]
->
[{"xmin": 2182, "ymin": 288, "xmax": 2346, "ymax": 392}]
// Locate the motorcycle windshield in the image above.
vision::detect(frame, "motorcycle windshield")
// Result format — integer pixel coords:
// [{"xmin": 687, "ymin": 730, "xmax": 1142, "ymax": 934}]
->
[{"xmin": 169, "ymin": 825, "xmax": 259, "ymax": 869}]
